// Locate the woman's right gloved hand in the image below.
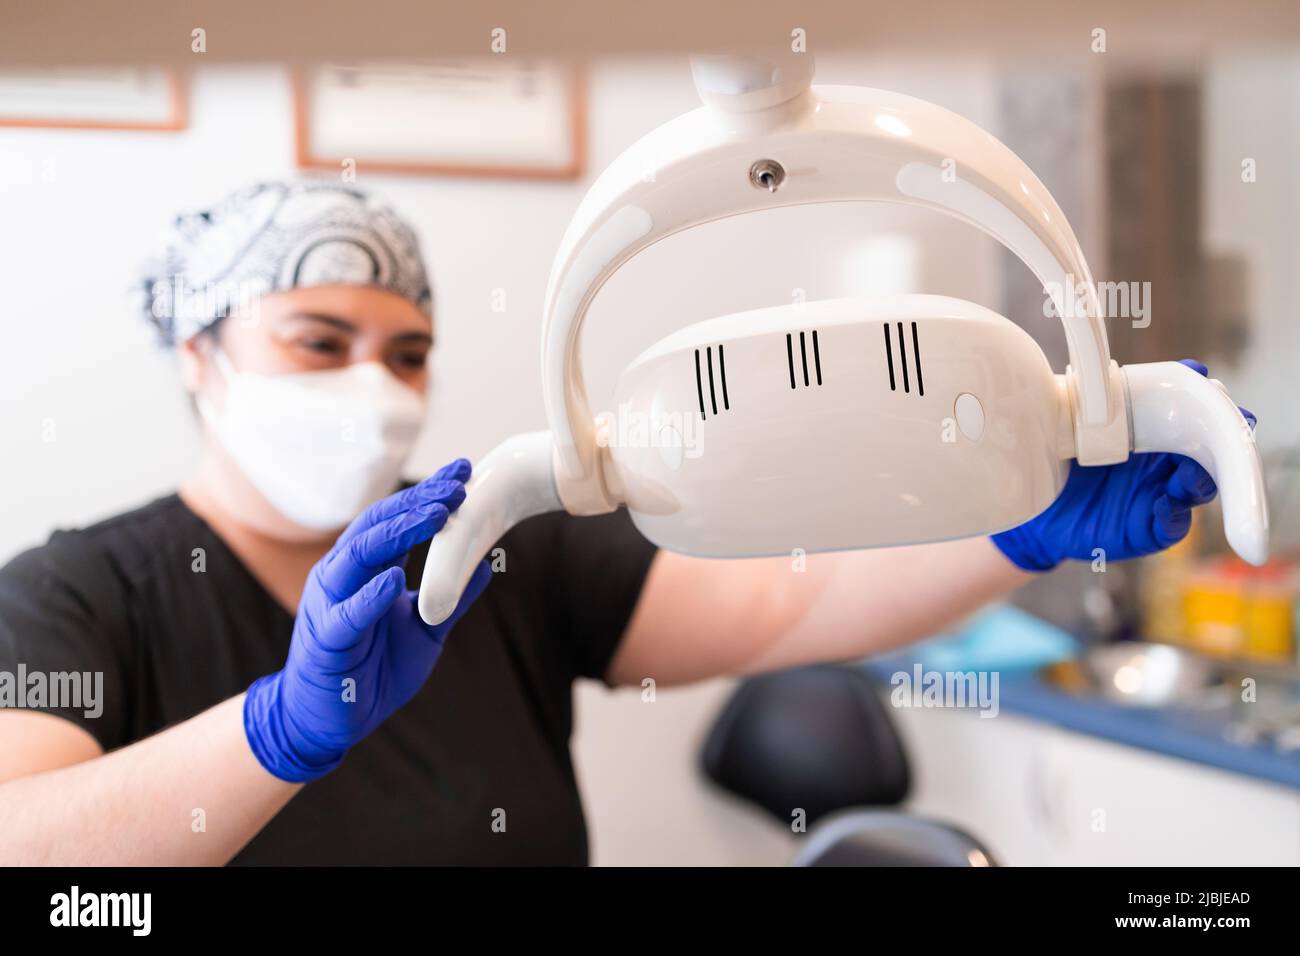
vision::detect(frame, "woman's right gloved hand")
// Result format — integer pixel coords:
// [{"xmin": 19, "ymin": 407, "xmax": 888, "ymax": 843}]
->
[
  {"xmin": 243, "ymin": 459, "xmax": 493, "ymax": 783},
  {"xmin": 991, "ymin": 360, "xmax": 1253, "ymax": 573}
]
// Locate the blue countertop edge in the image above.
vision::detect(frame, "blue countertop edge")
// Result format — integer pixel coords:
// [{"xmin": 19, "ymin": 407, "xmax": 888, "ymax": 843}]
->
[{"xmin": 860, "ymin": 655, "xmax": 1300, "ymax": 793}]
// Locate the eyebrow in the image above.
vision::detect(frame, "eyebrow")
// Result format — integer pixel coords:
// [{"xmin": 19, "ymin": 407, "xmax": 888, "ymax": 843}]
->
[
  {"xmin": 288, "ymin": 311, "xmax": 435, "ymax": 348},
  {"xmin": 288, "ymin": 312, "xmax": 357, "ymax": 333},
  {"xmin": 393, "ymin": 331, "xmax": 435, "ymax": 347}
]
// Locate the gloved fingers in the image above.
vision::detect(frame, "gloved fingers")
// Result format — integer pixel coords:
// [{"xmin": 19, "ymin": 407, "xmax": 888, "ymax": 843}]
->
[
  {"xmin": 1151, "ymin": 493, "xmax": 1194, "ymax": 550},
  {"xmin": 1165, "ymin": 455, "xmax": 1218, "ymax": 506},
  {"xmin": 325, "ymin": 476, "xmax": 468, "ymax": 568},
  {"xmin": 327, "ymin": 565, "xmax": 406, "ymax": 641},
  {"xmin": 320, "ymin": 500, "xmax": 457, "ymax": 600},
  {"xmin": 329, "ymin": 460, "xmax": 472, "ymax": 557},
  {"xmin": 432, "ymin": 457, "xmax": 473, "ymax": 483},
  {"xmin": 426, "ymin": 559, "xmax": 494, "ymax": 640},
  {"xmin": 1240, "ymin": 406, "xmax": 1258, "ymax": 430}
]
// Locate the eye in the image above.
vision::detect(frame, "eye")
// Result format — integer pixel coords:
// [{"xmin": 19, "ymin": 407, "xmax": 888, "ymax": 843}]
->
[
  {"xmin": 393, "ymin": 350, "xmax": 428, "ymax": 370},
  {"xmin": 297, "ymin": 337, "xmax": 346, "ymax": 356}
]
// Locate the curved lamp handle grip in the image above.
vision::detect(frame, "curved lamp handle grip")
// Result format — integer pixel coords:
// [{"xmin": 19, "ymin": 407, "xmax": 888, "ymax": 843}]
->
[
  {"xmin": 1124, "ymin": 362, "xmax": 1269, "ymax": 566},
  {"xmin": 417, "ymin": 431, "xmax": 562, "ymax": 626}
]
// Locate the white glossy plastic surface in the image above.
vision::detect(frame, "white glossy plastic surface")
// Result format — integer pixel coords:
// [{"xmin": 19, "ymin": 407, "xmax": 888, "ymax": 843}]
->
[
  {"xmin": 1125, "ymin": 362, "xmax": 1269, "ymax": 565},
  {"xmin": 689, "ymin": 53, "xmax": 816, "ymax": 114},
  {"xmin": 606, "ymin": 295, "xmax": 1071, "ymax": 556},
  {"xmin": 417, "ymin": 431, "xmax": 560, "ymax": 625},
  {"xmin": 955, "ymin": 393, "xmax": 985, "ymax": 441},
  {"xmin": 542, "ymin": 57, "xmax": 1126, "ymax": 516},
  {"xmin": 419, "ymin": 55, "xmax": 1271, "ymax": 622}
]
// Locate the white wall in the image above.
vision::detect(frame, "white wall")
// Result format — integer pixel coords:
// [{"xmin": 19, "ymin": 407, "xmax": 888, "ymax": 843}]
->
[
  {"xmin": 1201, "ymin": 52, "xmax": 1300, "ymax": 448},
  {"xmin": 0, "ymin": 53, "xmax": 1007, "ymax": 865}
]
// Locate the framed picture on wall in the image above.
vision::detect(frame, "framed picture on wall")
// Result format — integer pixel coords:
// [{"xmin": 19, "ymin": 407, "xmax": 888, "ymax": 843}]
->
[
  {"xmin": 0, "ymin": 68, "xmax": 186, "ymax": 131},
  {"xmin": 293, "ymin": 59, "xmax": 586, "ymax": 180}
]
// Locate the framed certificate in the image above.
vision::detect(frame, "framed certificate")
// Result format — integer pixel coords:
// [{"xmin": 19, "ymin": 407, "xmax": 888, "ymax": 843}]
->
[
  {"xmin": 294, "ymin": 59, "xmax": 586, "ymax": 180},
  {"xmin": 0, "ymin": 68, "xmax": 186, "ymax": 131}
]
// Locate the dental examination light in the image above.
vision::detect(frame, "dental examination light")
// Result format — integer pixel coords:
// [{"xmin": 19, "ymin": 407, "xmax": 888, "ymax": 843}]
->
[{"xmin": 418, "ymin": 53, "xmax": 1269, "ymax": 625}]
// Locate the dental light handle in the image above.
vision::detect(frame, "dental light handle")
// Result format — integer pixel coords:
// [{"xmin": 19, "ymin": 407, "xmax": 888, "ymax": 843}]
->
[
  {"xmin": 1123, "ymin": 361, "xmax": 1269, "ymax": 566},
  {"xmin": 417, "ymin": 430, "xmax": 562, "ymax": 626}
]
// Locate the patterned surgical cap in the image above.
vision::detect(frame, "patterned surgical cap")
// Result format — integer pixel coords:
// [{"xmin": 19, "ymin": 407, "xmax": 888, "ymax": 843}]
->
[{"xmin": 139, "ymin": 180, "xmax": 432, "ymax": 346}]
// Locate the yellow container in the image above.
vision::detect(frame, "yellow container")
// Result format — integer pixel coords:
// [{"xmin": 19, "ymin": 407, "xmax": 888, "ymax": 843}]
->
[
  {"xmin": 1183, "ymin": 560, "xmax": 1295, "ymax": 662},
  {"xmin": 1139, "ymin": 513, "xmax": 1200, "ymax": 645}
]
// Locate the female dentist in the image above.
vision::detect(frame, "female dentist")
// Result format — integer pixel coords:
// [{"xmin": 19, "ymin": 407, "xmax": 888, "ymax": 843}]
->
[{"xmin": 0, "ymin": 180, "xmax": 1227, "ymax": 864}]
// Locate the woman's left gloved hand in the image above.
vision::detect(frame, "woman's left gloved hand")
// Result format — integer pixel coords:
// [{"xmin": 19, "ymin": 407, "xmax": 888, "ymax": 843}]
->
[
  {"xmin": 992, "ymin": 360, "xmax": 1257, "ymax": 572},
  {"xmin": 244, "ymin": 459, "xmax": 493, "ymax": 783}
]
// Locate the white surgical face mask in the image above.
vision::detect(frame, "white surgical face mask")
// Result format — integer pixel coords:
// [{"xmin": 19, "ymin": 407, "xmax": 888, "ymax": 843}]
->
[{"xmin": 199, "ymin": 350, "xmax": 427, "ymax": 532}]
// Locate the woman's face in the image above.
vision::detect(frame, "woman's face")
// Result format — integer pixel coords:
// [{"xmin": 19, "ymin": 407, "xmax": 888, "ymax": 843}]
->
[
  {"xmin": 186, "ymin": 284, "xmax": 435, "ymax": 388},
  {"xmin": 179, "ymin": 284, "xmax": 435, "ymax": 540}
]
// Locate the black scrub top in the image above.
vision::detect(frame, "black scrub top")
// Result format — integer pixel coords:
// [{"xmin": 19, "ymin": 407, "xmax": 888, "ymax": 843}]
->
[{"xmin": 0, "ymin": 494, "xmax": 658, "ymax": 865}]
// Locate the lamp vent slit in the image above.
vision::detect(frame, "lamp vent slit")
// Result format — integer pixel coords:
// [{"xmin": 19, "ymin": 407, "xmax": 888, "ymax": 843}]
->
[
  {"xmin": 911, "ymin": 321, "xmax": 924, "ymax": 396},
  {"xmin": 706, "ymin": 346, "xmax": 718, "ymax": 416},
  {"xmin": 883, "ymin": 323, "xmax": 896, "ymax": 391},
  {"xmin": 718, "ymin": 344, "xmax": 730, "ymax": 409},
  {"xmin": 694, "ymin": 348, "xmax": 706, "ymax": 418},
  {"xmin": 896, "ymin": 321, "xmax": 910, "ymax": 393}
]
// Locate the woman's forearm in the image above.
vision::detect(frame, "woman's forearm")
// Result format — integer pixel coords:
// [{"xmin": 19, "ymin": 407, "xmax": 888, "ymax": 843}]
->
[
  {"xmin": 613, "ymin": 537, "xmax": 1031, "ymax": 685},
  {"xmin": 744, "ymin": 536, "xmax": 1032, "ymax": 672},
  {"xmin": 0, "ymin": 694, "xmax": 300, "ymax": 865}
]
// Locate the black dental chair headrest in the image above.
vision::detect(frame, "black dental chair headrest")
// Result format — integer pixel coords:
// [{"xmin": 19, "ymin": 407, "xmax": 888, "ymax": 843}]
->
[{"xmin": 700, "ymin": 664, "xmax": 910, "ymax": 826}]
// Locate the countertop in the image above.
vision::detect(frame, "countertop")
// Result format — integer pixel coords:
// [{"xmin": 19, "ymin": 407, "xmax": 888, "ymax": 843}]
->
[{"xmin": 862, "ymin": 649, "xmax": 1300, "ymax": 792}]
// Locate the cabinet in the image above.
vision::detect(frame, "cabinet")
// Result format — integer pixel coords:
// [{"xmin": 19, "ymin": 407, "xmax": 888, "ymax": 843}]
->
[{"xmin": 889, "ymin": 704, "xmax": 1300, "ymax": 866}]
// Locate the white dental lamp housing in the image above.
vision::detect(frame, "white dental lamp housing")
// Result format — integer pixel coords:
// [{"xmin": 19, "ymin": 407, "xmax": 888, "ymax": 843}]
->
[
  {"xmin": 418, "ymin": 53, "xmax": 1269, "ymax": 626},
  {"xmin": 604, "ymin": 294, "xmax": 1070, "ymax": 556}
]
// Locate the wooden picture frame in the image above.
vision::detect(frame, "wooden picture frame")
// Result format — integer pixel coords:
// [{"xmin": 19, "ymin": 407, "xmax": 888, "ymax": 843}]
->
[
  {"xmin": 0, "ymin": 68, "xmax": 186, "ymax": 132},
  {"xmin": 293, "ymin": 60, "xmax": 586, "ymax": 181}
]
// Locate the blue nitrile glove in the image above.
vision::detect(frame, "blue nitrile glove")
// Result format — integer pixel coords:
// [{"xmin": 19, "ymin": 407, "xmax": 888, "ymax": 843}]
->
[
  {"xmin": 244, "ymin": 459, "xmax": 493, "ymax": 783},
  {"xmin": 992, "ymin": 360, "xmax": 1257, "ymax": 572}
]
